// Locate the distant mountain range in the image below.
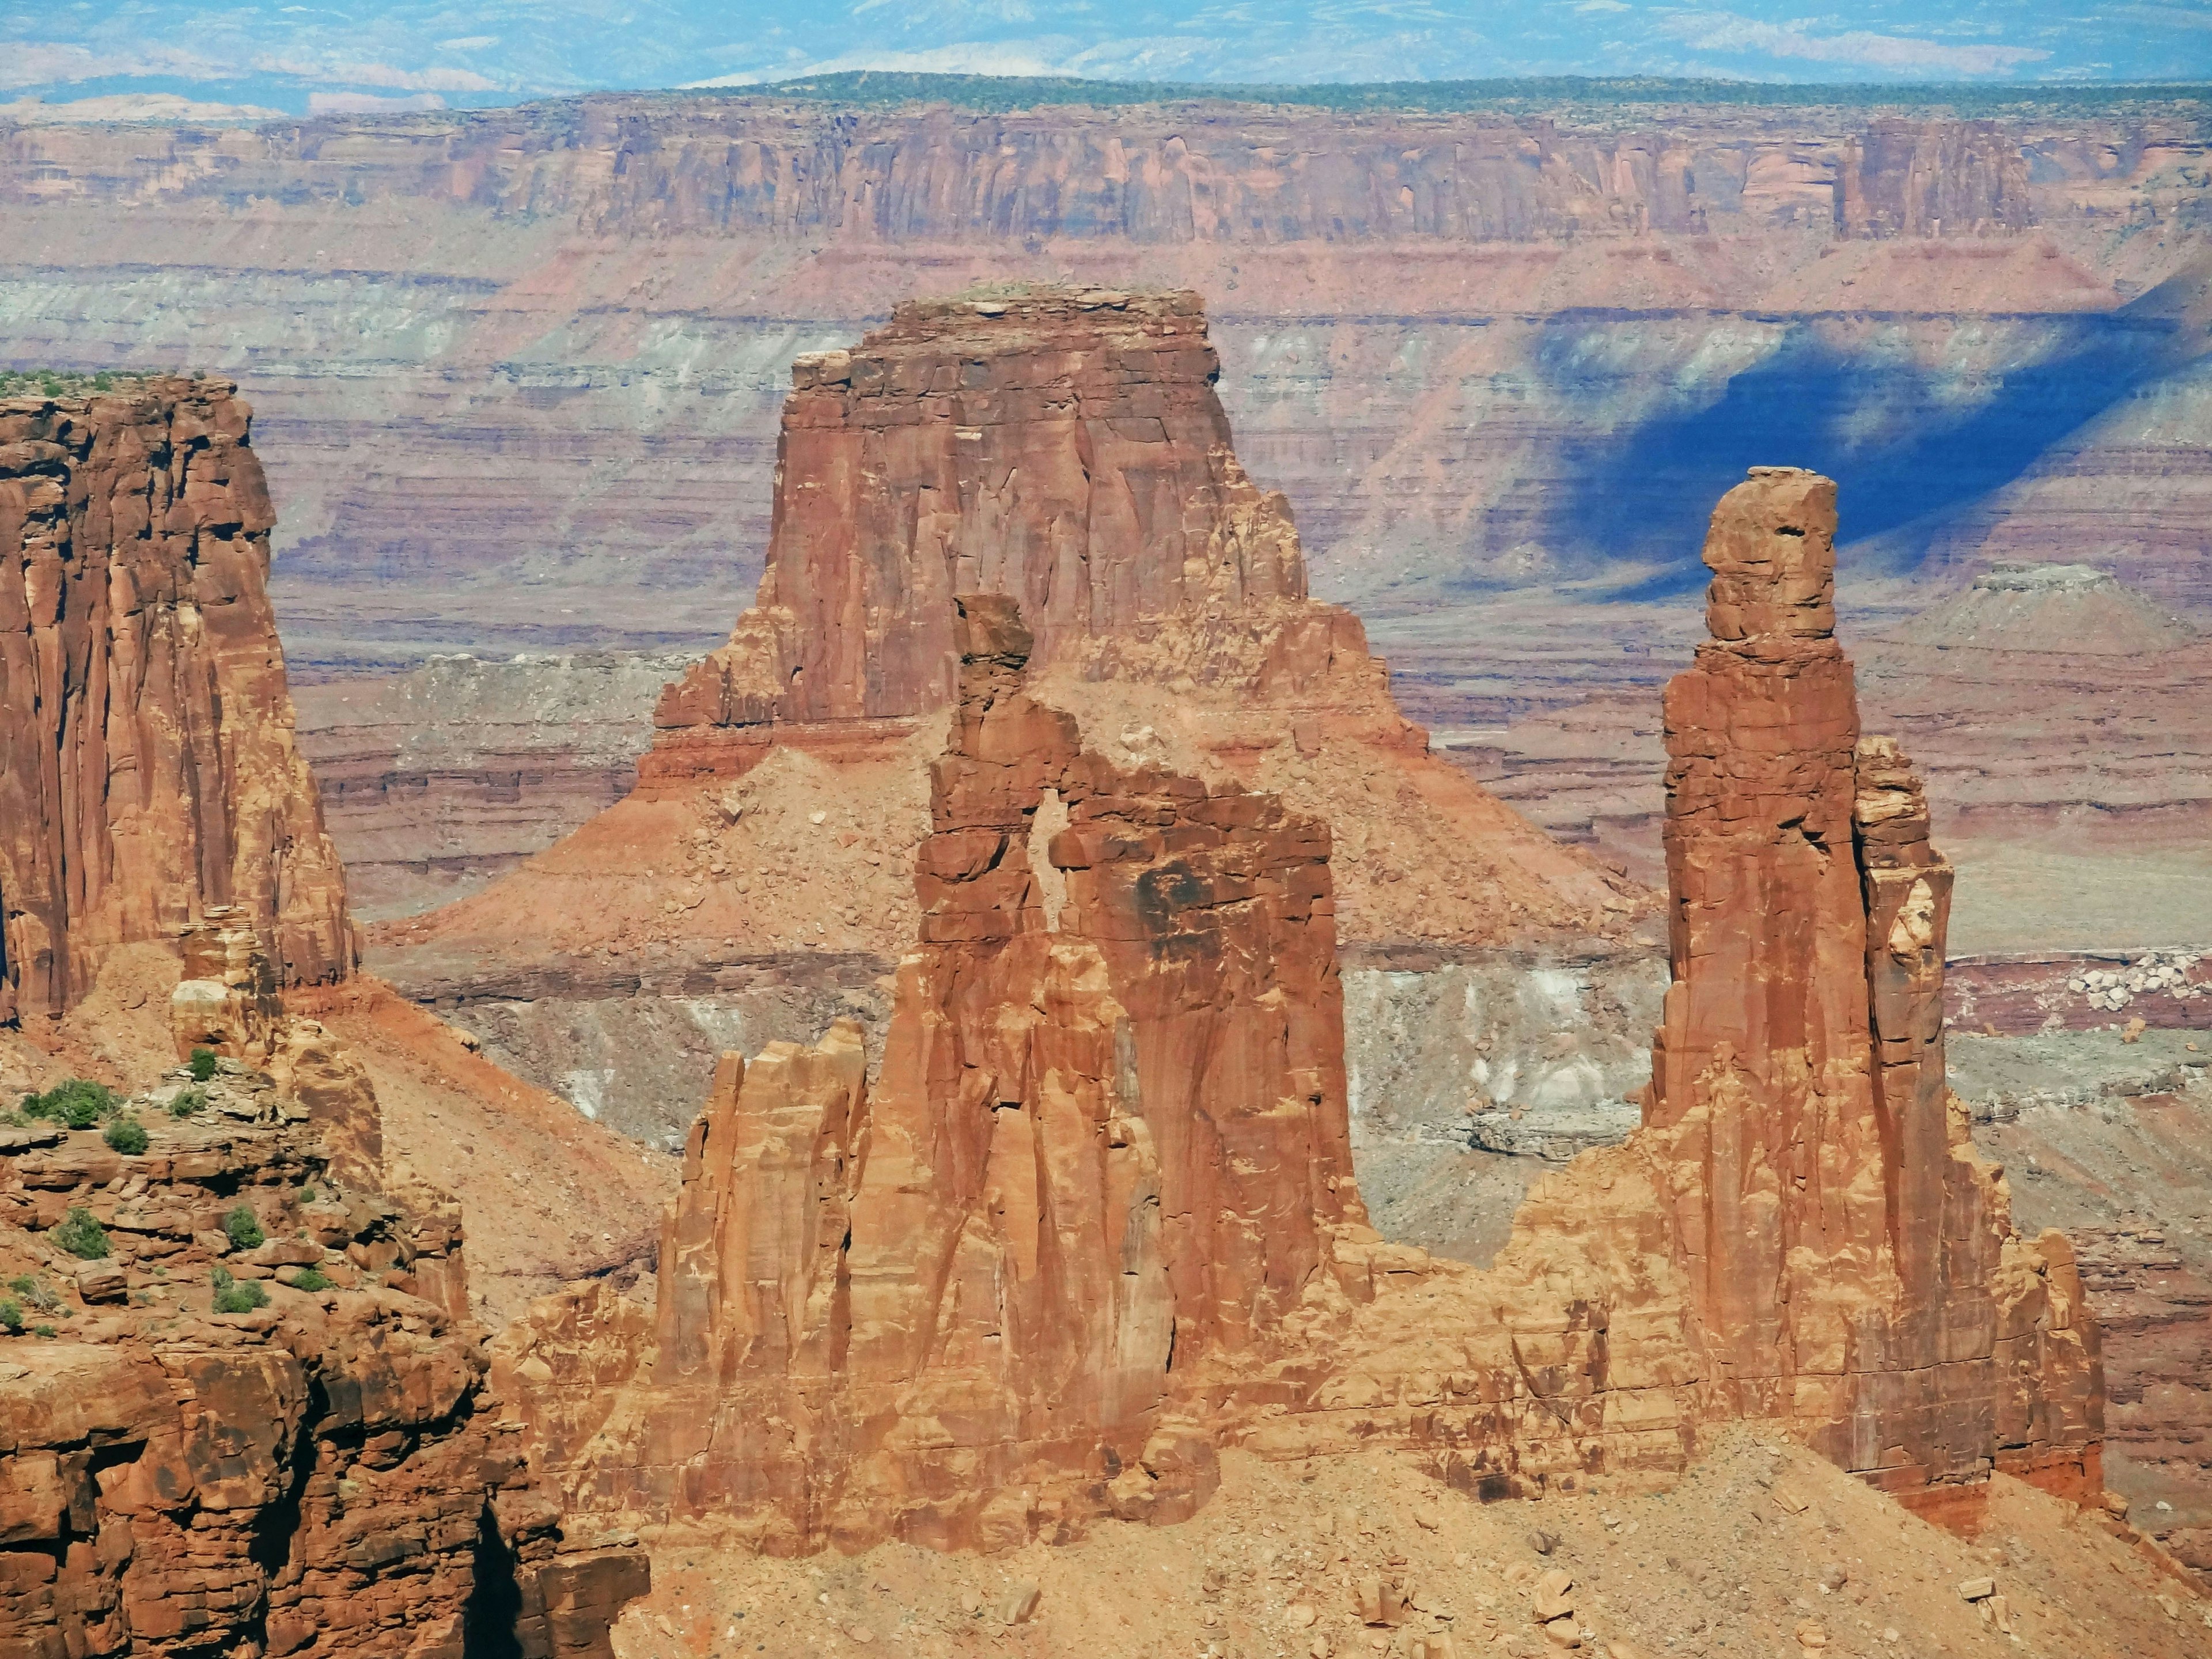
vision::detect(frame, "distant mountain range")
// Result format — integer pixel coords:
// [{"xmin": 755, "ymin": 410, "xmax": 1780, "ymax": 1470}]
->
[{"xmin": 3, "ymin": 1, "xmax": 2206, "ymax": 116}]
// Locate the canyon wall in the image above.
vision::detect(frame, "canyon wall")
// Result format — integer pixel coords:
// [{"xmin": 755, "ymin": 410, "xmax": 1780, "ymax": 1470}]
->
[
  {"xmin": 0, "ymin": 378, "xmax": 353, "ymax": 1022},
  {"xmin": 7, "ymin": 93, "xmax": 2203, "ymax": 979},
  {"xmin": 0, "ymin": 93, "xmax": 2206, "ymax": 690}
]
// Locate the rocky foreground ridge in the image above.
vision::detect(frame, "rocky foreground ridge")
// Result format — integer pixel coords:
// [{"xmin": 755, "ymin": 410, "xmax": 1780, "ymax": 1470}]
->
[
  {"xmin": 496, "ymin": 470, "xmax": 2103, "ymax": 1559},
  {"xmin": 0, "ymin": 957, "xmax": 649, "ymax": 1658},
  {"xmin": 0, "ymin": 378, "xmax": 353, "ymax": 1022}
]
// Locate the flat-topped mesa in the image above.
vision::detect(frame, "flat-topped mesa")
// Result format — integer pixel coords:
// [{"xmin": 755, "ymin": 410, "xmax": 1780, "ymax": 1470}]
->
[
  {"xmin": 501, "ymin": 593, "xmax": 1361, "ymax": 1550},
  {"xmin": 644, "ymin": 287, "xmax": 1400, "ymax": 782},
  {"xmin": 0, "ymin": 377, "xmax": 353, "ymax": 1022},
  {"xmin": 1648, "ymin": 466, "xmax": 2101, "ymax": 1509}
]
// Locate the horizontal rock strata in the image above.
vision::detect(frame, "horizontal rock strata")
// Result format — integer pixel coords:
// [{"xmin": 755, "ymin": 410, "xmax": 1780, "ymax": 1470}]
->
[
  {"xmin": 0, "ymin": 378, "xmax": 352, "ymax": 1022},
  {"xmin": 0, "ymin": 1037, "xmax": 647, "ymax": 1657}
]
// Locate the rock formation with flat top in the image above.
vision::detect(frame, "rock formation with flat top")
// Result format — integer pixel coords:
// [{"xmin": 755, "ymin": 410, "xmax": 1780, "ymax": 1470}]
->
[
  {"xmin": 0, "ymin": 377, "xmax": 353, "ymax": 1023},
  {"xmin": 502, "ymin": 521, "xmax": 2100, "ymax": 1546},
  {"xmin": 647, "ymin": 288, "xmax": 1399, "ymax": 777},
  {"xmin": 389, "ymin": 288, "xmax": 1642, "ymax": 1055}
]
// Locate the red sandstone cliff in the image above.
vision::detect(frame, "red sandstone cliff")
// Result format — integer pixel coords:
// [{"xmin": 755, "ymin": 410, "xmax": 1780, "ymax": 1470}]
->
[
  {"xmin": 501, "ymin": 595, "xmax": 1355, "ymax": 1549},
  {"xmin": 501, "ymin": 474, "xmax": 2101, "ymax": 1551},
  {"xmin": 382, "ymin": 286, "xmax": 1641, "ymax": 1017},
  {"xmin": 0, "ymin": 377, "xmax": 353, "ymax": 1022}
]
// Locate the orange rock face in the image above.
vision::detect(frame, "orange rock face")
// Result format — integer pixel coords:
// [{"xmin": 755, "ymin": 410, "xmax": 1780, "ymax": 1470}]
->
[
  {"xmin": 647, "ymin": 289, "xmax": 1395, "ymax": 778},
  {"xmin": 0, "ymin": 1062, "xmax": 648, "ymax": 1658},
  {"xmin": 503, "ymin": 595, "xmax": 1357, "ymax": 1550},
  {"xmin": 0, "ymin": 378, "xmax": 353, "ymax": 1022},
  {"xmin": 1642, "ymin": 468, "xmax": 2103, "ymax": 1503},
  {"xmin": 505, "ymin": 475, "xmax": 2101, "ymax": 1551}
]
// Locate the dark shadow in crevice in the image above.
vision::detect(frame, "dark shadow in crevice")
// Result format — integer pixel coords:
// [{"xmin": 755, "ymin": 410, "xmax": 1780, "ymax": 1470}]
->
[{"xmin": 463, "ymin": 1501, "xmax": 526, "ymax": 1659}]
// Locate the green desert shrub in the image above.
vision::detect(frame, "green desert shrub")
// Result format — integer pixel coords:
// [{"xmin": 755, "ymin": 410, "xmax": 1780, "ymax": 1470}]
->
[
  {"xmin": 8, "ymin": 1275, "xmax": 58, "ymax": 1313},
  {"xmin": 53, "ymin": 1206, "xmax": 109, "ymax": 1260},
  {"xmin": 222, "ymin": 1205, "xmax": 265, "ymax": 1251},
  {"xmin": 188, "ymin": 1048, "xmax": 218, "ymax": 1083},
  {"xmin": 169, "ymin": 1088, "xmax": 207, "ymax": 1118},
  {"xmin": 103, "ymin": 1116, "xmax": 149, "ymax": 1155},
  {"xmin": 0, "ymin": 1300, "xmax": 20, "ymax": 1334},
  {"xmin": 213, "ymin": 1277, "xmax": 268, "ymax": 1315},
  {"xmin": 285, "ymin": 1267, "xmax": 332, "ymax": 1293},
  {"xmin": 31, "ymin": 1325, "xmax": 55, "ymax": 1339},
  {"xmin": 22, "ymin": 1079, "xmax": 120, "ymax": 1130}
]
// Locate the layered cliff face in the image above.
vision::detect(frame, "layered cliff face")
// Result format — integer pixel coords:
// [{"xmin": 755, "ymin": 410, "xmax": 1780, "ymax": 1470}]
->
[
  {"xmin": 0, "ymin": 988, "xmax": 648, "ymax": 1658},
  {"xmin": 650, "ymin": 289, "xmax": 1384, "ymax": 773},
  {"xmin": 0, "ymin": 378, "xmax": 353, "ymax": 1022},
  {"xmin": 502, "ymin": 496, "xmax": 2101, "ymax": 1549}
]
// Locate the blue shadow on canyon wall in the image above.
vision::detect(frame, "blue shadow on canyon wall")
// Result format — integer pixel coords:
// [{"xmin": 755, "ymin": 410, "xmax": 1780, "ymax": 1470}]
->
[{"xmin": 1532, "ymin": 306, "xmax": 2184, "ymax": 600}]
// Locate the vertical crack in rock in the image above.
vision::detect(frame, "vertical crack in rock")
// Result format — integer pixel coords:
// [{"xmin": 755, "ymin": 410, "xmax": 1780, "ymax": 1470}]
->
[{"xmin": 0, "ymin": 377, "xmax": 353, "ymax": 1022}]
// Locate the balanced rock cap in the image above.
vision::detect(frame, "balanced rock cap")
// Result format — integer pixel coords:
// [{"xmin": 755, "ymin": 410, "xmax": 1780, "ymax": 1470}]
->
[{"xmin": 1702, "ymin": 465, "xmax": 1838, "ymax": 644}]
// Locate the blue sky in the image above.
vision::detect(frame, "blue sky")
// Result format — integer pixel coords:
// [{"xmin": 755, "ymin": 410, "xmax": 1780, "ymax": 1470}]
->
[{"xmin": 3, "ymin": 2, "xmax": 2205, "ymax": 112}]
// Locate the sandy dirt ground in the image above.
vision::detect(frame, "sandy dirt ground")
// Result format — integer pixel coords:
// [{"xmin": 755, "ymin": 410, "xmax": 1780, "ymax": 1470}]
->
[{"xmin": 605, "ymin": 1432, "xmax": 2210, "ymax": 1659}]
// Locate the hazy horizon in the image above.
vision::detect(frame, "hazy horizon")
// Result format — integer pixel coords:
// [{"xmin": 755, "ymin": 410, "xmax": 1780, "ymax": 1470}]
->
[{"xmin": 4, "ymin": 1, "xmax": 2205, "ymax": 119}]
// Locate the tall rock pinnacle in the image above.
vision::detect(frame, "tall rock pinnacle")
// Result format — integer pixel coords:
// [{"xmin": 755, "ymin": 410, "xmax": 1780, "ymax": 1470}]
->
[
  {"xmin": 505, "ymin": 593, "xmax": 1359, "ymax": 1551},
  {"xmin": 0, "ymin": 377, "xmax": 353, "ymax": 1020},
  {"xmin": 1647, "ymin": 466, "xmax": 2100, "ymax": 1497}
]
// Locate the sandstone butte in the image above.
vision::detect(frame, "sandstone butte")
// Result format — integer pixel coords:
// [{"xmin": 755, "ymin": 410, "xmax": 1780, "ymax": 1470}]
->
[
  {"xmin": 377, "ymin": 287, "xmax": 1645, "ymax": 989},
  {"xmin": 0, "ymin": 378, "xmax": 353, "ymax": 1024},
  {"xmin": 0, "ymin": 381, "xmax": 649, "ymax": 1657},
  {"xmin": 497, "ymin": 473, "xmax": 2101, "ymax": 1557}
]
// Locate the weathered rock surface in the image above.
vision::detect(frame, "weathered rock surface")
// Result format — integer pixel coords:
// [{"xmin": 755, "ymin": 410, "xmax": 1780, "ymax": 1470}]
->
[
  {"xmin": 376, "ymin": 286, "xmax": 1643, "ymax": 1137},
  {"xmin": 0, "ymin": 378, "xmax": 353, "ymax": 1022},
  {"xmin": 0, "ymin": 1044, "xmax": 648, "ymax": 1657},
  {"xmin": 647, "ymin": 289, "xmax": 1388, "ymax": 771},
  {"xmin": 1640, "ymin": 468, "xmax": 2101, "ymax": 1503},
  {"xmin": 503, "ymin": 502, "xmax": 2103, "ymax": 1550},
  {"xmin": 499, "ymin": 596, "xmax": 1355, "ymax": 1549}
]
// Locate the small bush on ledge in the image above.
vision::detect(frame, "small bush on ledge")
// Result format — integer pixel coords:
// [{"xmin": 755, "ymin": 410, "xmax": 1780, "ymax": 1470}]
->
[
  {"xmin": 222, "ymin": 1205, "xmax": 266, "ymax": 1251},
  {"xmin": 210, "ymin": 1266, "xmax": 269, "ymax": 1315},
  {"xmin": 54, "ymin": 1207, "xmax": 109, "ymax": 1260}
]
